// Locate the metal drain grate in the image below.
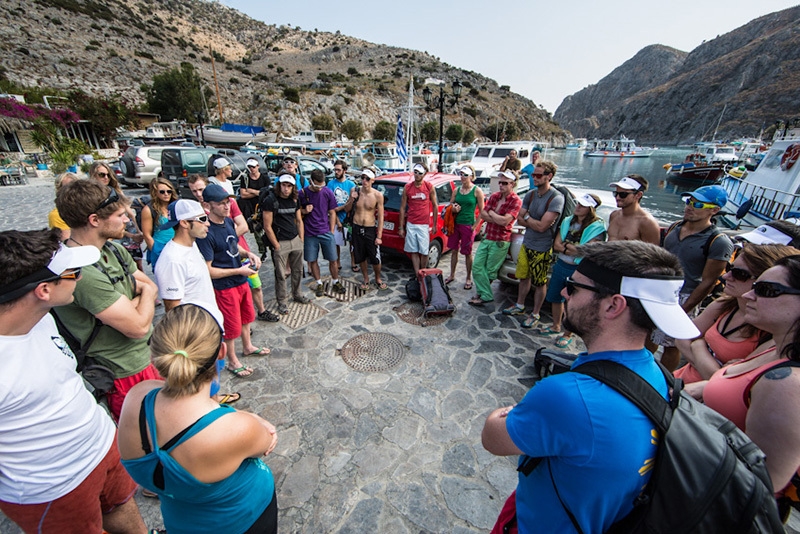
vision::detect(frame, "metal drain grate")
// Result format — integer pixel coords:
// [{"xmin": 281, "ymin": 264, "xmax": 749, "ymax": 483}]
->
[
  {"xmin": 338, "ymin": 332, "xmax": 406, "ymax": 372},
  {"xmin": 263, "ymin": 301, "xmax": 327, "ymax": 330},
  {"xmin": 307, "ymin": 277, "xmax": 368, "ymax": 303},
  {"xmin": 392, "ymin": 302, "xmax": 452, "ymax": 327}
]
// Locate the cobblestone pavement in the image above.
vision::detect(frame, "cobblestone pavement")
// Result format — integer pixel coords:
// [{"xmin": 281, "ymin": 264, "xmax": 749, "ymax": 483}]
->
[{"xmin": 2, "ymin": 176, "xmax": 797, "ymax": 533}]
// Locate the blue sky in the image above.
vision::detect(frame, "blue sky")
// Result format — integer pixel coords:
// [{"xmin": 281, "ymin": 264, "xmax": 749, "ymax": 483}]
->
[{"xmin": 221, "ymin": 1, "xmax": 798, "ymax": 113}]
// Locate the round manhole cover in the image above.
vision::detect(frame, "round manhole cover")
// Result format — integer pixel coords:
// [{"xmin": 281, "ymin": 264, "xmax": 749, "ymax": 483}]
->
[
  {"xmin": 393, "ymin": 302, "xmax": 451, "ymax": 327},
  {"xmin": 339, "ymin": 332, "xmax": 406, "ymax": 372}
]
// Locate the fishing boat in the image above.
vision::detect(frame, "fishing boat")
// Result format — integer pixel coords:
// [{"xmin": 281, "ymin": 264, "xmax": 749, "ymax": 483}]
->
[
  {"xmin": 565, "ymin": 138, "xmax": 588, "ymax": 150},
  {"xmin": 718, "ymin": 124, "xmax": 800, "ymax": 229},
  {"xmin": 284, "ymin": 130, "xmax": 352, "ymax": 151},
  {"xmin": 584, "ymin": 136, "xmax": 656, "ymax": 158},
  {"xmin": 190, "ymin": 124, "xmax": 271, "ymax": 146},
  {"xmin": 664, "ymin": 152, "xmax": 728, "ymax": 185},
  {"xmin": 468, "ymin": 140, "xmax": 549, "ymax": 179},
  {"xmin": 355, "ymin": 140, "xmax": 404, "ymax": 173}
]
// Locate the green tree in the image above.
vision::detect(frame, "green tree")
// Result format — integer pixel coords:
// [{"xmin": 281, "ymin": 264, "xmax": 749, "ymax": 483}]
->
[
  {"xmin": 341, "ymin": 119, "xmax": 364, "ymax": 142},
  {"xmin": 481, "ymin": 122, "xmax": 518, "ymax": 142},
  {"xmin": 283, "ymin": 87, "xmax": 300, "ymax": 104},
  {"xmin": 142, "ymin": 63, "xmax": 208, "ymax": 121},
  {"xmin": 372, "ymin": 120, "xmax": 394, "ymax": 140},
  {"xmin": 311, "ymin": 114, "xmax": 334, "ymax": 131},
  {"xmin": 445, "ymin": 124, "xmax": 463, "ymax": 142},
  {"xmin": 420, "ymin": 121, "xmax": 439, "ymax": 142},
  {"xmin": 461, "ymin": 128, "xmax": 476, "ymax": 145},
  {"xmin": 66, "ymin": 91, "xmax": 138, "ymax": 143}
]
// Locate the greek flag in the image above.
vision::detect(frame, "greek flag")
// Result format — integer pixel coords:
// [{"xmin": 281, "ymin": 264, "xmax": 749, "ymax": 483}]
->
[{"xmin": 396, "ymin": 115, "xmax": 407, "ymax": 165}]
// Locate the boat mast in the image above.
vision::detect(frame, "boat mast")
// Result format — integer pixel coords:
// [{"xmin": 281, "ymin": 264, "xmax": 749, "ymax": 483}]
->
[
  {"xmin": 401, "ymin": 76, "xmax": 419, "ymax": 172},
  {"xmin": 711, "ymin": 103, "xmax": 727, "ymax": 142},
  {"xmin": 210, "ymin": 46, "xmax": 224, "ymax": 124}
]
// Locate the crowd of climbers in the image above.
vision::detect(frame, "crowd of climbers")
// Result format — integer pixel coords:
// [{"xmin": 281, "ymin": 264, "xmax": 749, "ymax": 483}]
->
[{"xmin": 1, "ymin": 151, "xmax": 799, "ymax": 532}]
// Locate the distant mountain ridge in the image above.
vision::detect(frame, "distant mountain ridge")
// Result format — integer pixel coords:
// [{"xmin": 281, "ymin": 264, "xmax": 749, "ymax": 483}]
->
[
  {"xmin": 0, "ymin": 0, "xmax": 566, "ymax": 142},
  {"xmin": 554, "ymin": 6, "xmax": 800, "ymax": 145}
]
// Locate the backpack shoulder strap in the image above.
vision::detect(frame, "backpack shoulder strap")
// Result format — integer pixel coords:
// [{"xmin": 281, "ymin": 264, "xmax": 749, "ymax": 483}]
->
[
  {"xmin": 49, "ymin": 309, "xmax": 103, "ymax": 371},
  {"xmin": 571, "ymin": 359, "xmax": 676, "ymax": 434},
  {"xmin": 661, "ymin": 221, "xmax": 681, "ymax": 247},
  {"xmin": 701, "ymin": 227, "xmax": 723, "ymax": 258}
]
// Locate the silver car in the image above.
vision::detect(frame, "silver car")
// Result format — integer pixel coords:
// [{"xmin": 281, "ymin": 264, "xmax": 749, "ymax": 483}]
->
[{"xmin": 119, "ymin": 145, "xmax": 195, "ymax": 186}]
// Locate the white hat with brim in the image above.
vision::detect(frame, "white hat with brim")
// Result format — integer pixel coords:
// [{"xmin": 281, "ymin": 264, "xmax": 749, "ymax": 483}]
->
[
  {"xmin": 360, "ymin": 168, "xmax": 376, "ymax": 180},
  {"xmin": 278, "ymin": 175, "xmax": 296, "ymax": 185},
  {"xmin": 738, "ymin": 224, "xmax": 793, "ymax": 245},
  {"xmin": 619, "ymin": 277, "xmax": 700, "ymax": 339},
  {"xmin": 498, "ymin": 170, "xmax": 518, "ymax": 181},
  {"xmin": 246, "ymin": 159, "xmax": 259, "ymax": 168},
  {"xmin": 160, "ymin": 199, "xmax": 206, "ymax": 230},
  {"xmin": 608, "ymin": 176, "xmax": 642, "ymax": 190},
  {"xmin": 576, "ymin": 194, "xmax": 599, "ymax": 208},
  {"xmin": 0, "ymin": 243, "xmax": 100, "ymax": 304},
  {"xmin": 213, "ymin": 158, "xmax": 231, "ymax": 170}
]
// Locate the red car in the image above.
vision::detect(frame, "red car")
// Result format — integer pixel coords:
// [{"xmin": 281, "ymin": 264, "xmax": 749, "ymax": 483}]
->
[{"xmin": 372, "ymin": 171, "xmax": 460, "ymax": 268}]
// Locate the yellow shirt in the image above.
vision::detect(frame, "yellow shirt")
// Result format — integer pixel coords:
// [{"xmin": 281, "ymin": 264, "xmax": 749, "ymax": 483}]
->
[{"xmin": 48, "ymin": 207, "xmax": 69, "ymax": 230}]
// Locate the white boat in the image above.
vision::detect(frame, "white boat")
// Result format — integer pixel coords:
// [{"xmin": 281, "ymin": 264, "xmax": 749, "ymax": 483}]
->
[
  {"xmin": 468, "ymin": 140, "xmax": 550, "ymax": 179},
  {"xmin": 285, "ymin": 130, "xmax": 352, "ymax": 151},
  {"xmin": 565, "ymin": 138, "xmax": 588, "ymax": 150},
  {"xmin": 719, "ymin": 125, "xmax": 800, "ymax": 229},
  {"xmin": 190, "ymin": 125, "xmax": 271, "ymax": 146},
  {"xmin": 355, "ymin": 140, "xmax": 405, "ymax": 173},
  {"xmin": 584, "ymin": 136, "xmax": 656, "ymax": 158},
  {"xmin": 692, "ymin": 142, "xmax": 740, "ymax": 163}
]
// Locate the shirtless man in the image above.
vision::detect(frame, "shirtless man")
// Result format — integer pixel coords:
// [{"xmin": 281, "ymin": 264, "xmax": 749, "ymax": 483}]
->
[
  {"xmin": 606, "ymin": 175, "xmax": 660, "ymax": 244},
  {"xmin": 348, "ymin": 168, "xmax": 387, "ymax": 290}
]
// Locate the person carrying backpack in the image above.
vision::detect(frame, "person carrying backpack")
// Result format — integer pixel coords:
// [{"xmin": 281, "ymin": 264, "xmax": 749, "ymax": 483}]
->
[{"xmin": 483, "ymin": 241, "xmax": 782, "ymax": 534}]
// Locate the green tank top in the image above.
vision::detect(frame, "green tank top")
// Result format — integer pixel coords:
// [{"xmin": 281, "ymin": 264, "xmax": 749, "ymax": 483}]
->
[{"xmin": 454, "ymin": 185, "xmax": 477, "ymax": 225}]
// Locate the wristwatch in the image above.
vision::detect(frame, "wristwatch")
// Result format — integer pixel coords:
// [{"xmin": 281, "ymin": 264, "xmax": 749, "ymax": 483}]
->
[{"xmin": 523, "ymin": 214, "xmax": 530, "ymax": 221}]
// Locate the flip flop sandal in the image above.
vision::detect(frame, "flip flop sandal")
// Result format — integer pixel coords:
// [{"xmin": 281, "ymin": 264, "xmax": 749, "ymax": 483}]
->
[
  {"xmin": 377, "ymin": 282, "xmax": 389, "ymax": 291},
  {"xmin": 359, "ymin": 282, "xmax": 371, "ymax": 291},
  {"xmin": 535, "ymin": 325, "xmax": 562, "ymax": 336},
  {"xmin": 444, "ymin": 277, "xmax": 455, "ymax": 285},
  {"xmin": 243, "ymin": 347, "xmax": 270, "ymax": 357},
  {"xmin": 217, "ymin": 392, "xmax": 241, "ymax": 405},
  {"xmin": 555, "ymin": 335, "xmax": 574, "ymax": 348},
  {"xmin": 463, "ymin": 281, "xmax": 473, "ymax": 290},
  {"xmin": 227, "ymin": 365, "xmax": 254, "ymax": 378}
]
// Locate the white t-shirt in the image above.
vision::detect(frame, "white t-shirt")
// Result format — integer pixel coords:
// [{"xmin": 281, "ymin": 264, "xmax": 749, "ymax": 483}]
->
[
  {"xmin": 155, "ymin": 239, "xmax": 225, "ymax": 328},
  {"xmin": 0, "ymin": 314, "xmax": 116, "ymax": 503},
  {"xmin": 209, "ymin": 176, "xmax": 235, "ymax": 196}
]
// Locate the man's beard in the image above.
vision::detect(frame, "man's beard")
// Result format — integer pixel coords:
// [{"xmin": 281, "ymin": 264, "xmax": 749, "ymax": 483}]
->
[{"xmin": 563, "ymin": 300, "xmax": 600, "ymax": 344}]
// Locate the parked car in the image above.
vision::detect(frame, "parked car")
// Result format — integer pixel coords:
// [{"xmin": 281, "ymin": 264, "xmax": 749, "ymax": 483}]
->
[
  {"xmin": 119, "ymin": 145, "xmax": 195, "ymax": 187},
  {"xmin": 162, "ymin": 147, "xmax": 219, "ymax": 198},
  {"xmin": 263, "ymin": 154, "xmax": 335, "ymax": 183},
  {"xmin": 372, "ymin": 171, "xmax": 459, "ymax": 268}
]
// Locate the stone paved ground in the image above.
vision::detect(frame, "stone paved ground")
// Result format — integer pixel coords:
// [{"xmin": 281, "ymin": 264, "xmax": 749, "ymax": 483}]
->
[{"xmin": 1, "ymin": 175, "xmax": 797, "ymax": 533}]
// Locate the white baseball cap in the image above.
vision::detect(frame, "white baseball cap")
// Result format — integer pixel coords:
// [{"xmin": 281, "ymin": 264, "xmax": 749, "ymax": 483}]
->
[
  {"xmin": 360, "ymin": 168, "xmax": 376, "ymax": 180},
  {"xmin": 246, "ymin": 158, "xmax": 259, "ymax": 168},
  {"xmin": 576, "ymin": 194, "xmax": 599, "ymax": 208},
  {"xmin": 737, "ymin": 224, "xmax": 794, "ymax": 245},
  {"xmin": 213, "ymin": 158, "xmax": 231, "ymax": 170},
  {"xmin": 161, "ymin": 199, "xmax": 206, "ymax": 230},
  {"xmin": 498, "ymin": 170, "xmax": 517, "ymax": 181}
]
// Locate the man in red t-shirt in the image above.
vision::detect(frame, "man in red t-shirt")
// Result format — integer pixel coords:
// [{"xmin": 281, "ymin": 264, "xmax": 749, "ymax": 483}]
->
[{"xmin": 398, "ymin": 163, "xmax": 438, "ymax": 273}]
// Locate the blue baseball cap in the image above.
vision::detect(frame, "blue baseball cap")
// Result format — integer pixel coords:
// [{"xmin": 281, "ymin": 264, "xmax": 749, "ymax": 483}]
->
[
  {"xmin": 202, "ymin": 183, "xmax": 233, "ymax": 203},
  {"xmin": 690, "ymin": 185, "xmax": 727, "ymax": 208}
]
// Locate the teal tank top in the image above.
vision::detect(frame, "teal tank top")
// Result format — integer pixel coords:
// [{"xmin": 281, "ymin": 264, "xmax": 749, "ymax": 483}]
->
[
  {"xmin": 121, "ymin": 389, "xmax": 275, "ymax": 534},
  {"xmin": 454, "ymin": 185, "xmax": 478, "ymax": 225}
]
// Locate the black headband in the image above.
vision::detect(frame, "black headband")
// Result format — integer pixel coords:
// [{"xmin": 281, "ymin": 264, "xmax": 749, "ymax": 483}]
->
[{"xmin": 0, "ymin": 267, "xmax": 59, "ymax": 304}]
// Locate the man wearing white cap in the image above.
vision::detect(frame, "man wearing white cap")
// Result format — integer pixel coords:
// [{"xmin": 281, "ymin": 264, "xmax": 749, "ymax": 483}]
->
[
  {"xmin": 238, "ymin": 158, "xmax": 270, "ymax": 257},
  {"xmin": 0, "ymin": 229, "xmax": 146, "ymax": 533},
  {"xmin": 483, "ymin": 240, "xmax": 698, "ymax": 534},
  {"xmin": 399, "ymin": 162, "xmax": 438, "ymax": 273},
  {"xmin": 607, "ymin": 174, "xmax": 660, "ymax": 244},
  {"xmin": 209, "ymin": 157, "xmax": 235, "ymax": 196}
]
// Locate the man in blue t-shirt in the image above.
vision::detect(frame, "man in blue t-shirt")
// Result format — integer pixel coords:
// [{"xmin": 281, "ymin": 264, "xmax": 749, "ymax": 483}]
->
[
  {"xmin": 327, "ymin": 159, "xmax": 356, "ymax": 271},
  {"xmin": 197, "ymin": 184, "xmax": 268, "ymax": 379},
  {"xmin": 482, "ymin": 241, "xmax": 700, "ymax": 533}
]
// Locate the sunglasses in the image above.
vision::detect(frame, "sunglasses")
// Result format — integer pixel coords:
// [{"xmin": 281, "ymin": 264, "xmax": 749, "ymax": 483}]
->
[
  {"xmin": 95, "ymin": 188, "xmax": 120, "ymax": 212},
  {"xmin": 413, "ymin": 171, "xmax": 424, "ymax": 176},
  {"xmin": 57, "ymin": 267, "xmax": 82, "ymax": 280},
  {"xmin": 190, "ymin": 215, "xmax": 209, "ymax": 223},
  {"xmin": 565, "ymin": 277, "xmax": 604, "ymax": 296},
  {"xmin": 498, "ymin": 181, "xmax": 513, "ymax": 186},
  {"xmin": 158, "ymin": 189, "xmax": 173, "ymax": 195},
  {"xmin": 683, "ymin": 197, "xmax": 717, "ymax": 209},
  {"xmin": 95, "ymin": 172, "xmax": 109, "ymax": 178},
  {"xmin": 531, "ymin": 172, "xmax": 545, "ymax": 178},
  {"xmin": 726, "ymin": 264, "xmax": 753, "ymax": 282},
  {"xmin": 612, "ymin": 191, "xmax": 636, "ymax": 199},
  {"xmin": 751, "ymin": 281, "xmax": 800, "ymax": 298}
]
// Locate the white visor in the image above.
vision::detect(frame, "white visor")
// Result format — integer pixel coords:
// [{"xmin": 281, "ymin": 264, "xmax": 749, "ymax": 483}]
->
[
  {"xmin": 576, "ymin": 194, "xmax": 598, "ymax": 208},
  {"xmin": 608, "ymin": 176, "xmax": 642, "ymax": 190},
  {"xmin": 413, "ymin": 164, "xmax": 427, "ymax": 174},
  {"xmin": 619, "ymin": 276, "xmax": 700, "ymax": 339},
  {"xmin": 737, "ymin": 225, "xmax": 793, "ymax": 245}
]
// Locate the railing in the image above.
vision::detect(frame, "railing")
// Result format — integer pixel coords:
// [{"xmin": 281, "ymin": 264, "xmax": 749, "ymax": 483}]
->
[{"xmin": 722, "ymin": 175, "xmax": 800, "ymax": 221}]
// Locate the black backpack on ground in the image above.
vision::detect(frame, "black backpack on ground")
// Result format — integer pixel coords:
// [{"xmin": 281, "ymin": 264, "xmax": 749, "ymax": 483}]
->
[
  {"xmin": 405, "ymin": 277, "xmax": 422, "ymax": 302},
  {"xmin": 553, "ymin": 359, "xmax": 784, "ymax": 534}
]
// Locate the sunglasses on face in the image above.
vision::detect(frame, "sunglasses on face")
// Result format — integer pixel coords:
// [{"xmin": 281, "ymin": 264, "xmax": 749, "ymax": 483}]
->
[
  {"xmin": 95, "ymin": 172, "xmax": 109, "ymax": 178},
  {"xmin": 95, "ymin": 188, "xmax": 120, "ymax": 212},
  {"xmin": 498, "ymin": 181, "xmax": 512, "ymax": 186},
  {"xmin": 413, "ymin": 171, "xmax": 424, "ymax": 176},
  {"xmin": 612, "ymin": 191, "xmax": 636, "ymax": 199},
  {"xmin": 565, "ymin": 277, "xmax": 604, "ymax": 296},
  {"xmin": 158, "ymin": 189, "xmax": 173, "ymax": 195},
  {"xmin": 532, "ymin": 172, "xmax": 545, "ymax": 178},
  {"xmin": 190, "ymin": 215, "xmax": 209, "ymax": 223},
  {"xmin": 751, "ymin": 281, "xmax": 800, "ymax": 298},
  {"xmin": 57, "ymin": 267, "xmax": 82, "ymax": 280},
  {"xmin": 726, "ymin": 264, "xmax": 754, "ymax": 282},
  {"xmin": 683, "ymin": 197, "xmax": 717, "ymax": 209}
]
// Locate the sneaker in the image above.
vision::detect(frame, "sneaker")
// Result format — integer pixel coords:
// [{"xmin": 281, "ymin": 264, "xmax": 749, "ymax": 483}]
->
[
  {"xmin": 277, "ymin": 303, "xmax": 289, "ymax": 314},
  {"xmin": 332, "ymin": 281, "xmax": 346, "ymax": 294},
  {"xmin": 522, "ymin": 314, "xmax": 541, "ymax": 329},
  {"xmin": 502, "ymin": 304, "xmax": 526, "ymax": 316},
  {"xmin": 315, "ymin": 283, "xmax": 325, "ymax": 297},
  {"xmin": 257, "ymin": 310, "xmax": 280, "ymax": 323},
  {"xmin": 293, "ymin": 295, "xmax": 311, "ymax": 304}
]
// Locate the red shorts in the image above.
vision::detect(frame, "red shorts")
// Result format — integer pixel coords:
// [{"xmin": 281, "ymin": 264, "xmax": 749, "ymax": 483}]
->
[
  {"xmin": 0, "ymin": 435, "xmax": 137, "ymax": 534},
  {"xmin": 108, "ymin": 363, "xmax": 162, "ymax": 421},
  {"xmin": 215, "ymin": 283, "xmax": 255, "ymax": 340}
]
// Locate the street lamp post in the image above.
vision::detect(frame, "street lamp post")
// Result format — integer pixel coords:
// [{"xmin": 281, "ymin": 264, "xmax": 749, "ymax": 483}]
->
[{"xmin": 423, "ymin": 80, "xmax": 462, "ymax": 172}]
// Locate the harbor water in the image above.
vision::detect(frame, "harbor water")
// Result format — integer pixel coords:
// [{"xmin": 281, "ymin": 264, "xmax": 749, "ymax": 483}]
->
[{"xmin": 547, "ymin": 146, "xmax": 697, "ymax": 224}]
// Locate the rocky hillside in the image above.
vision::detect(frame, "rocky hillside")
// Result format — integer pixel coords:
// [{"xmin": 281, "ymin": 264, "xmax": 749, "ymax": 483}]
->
[
  {"xmin": 554, "ymin": 5, "xmax": 800, "ymax": 145},
  {"xmin": 0, "ymin": 0, "xmax": 565, "ymax": 142}
]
